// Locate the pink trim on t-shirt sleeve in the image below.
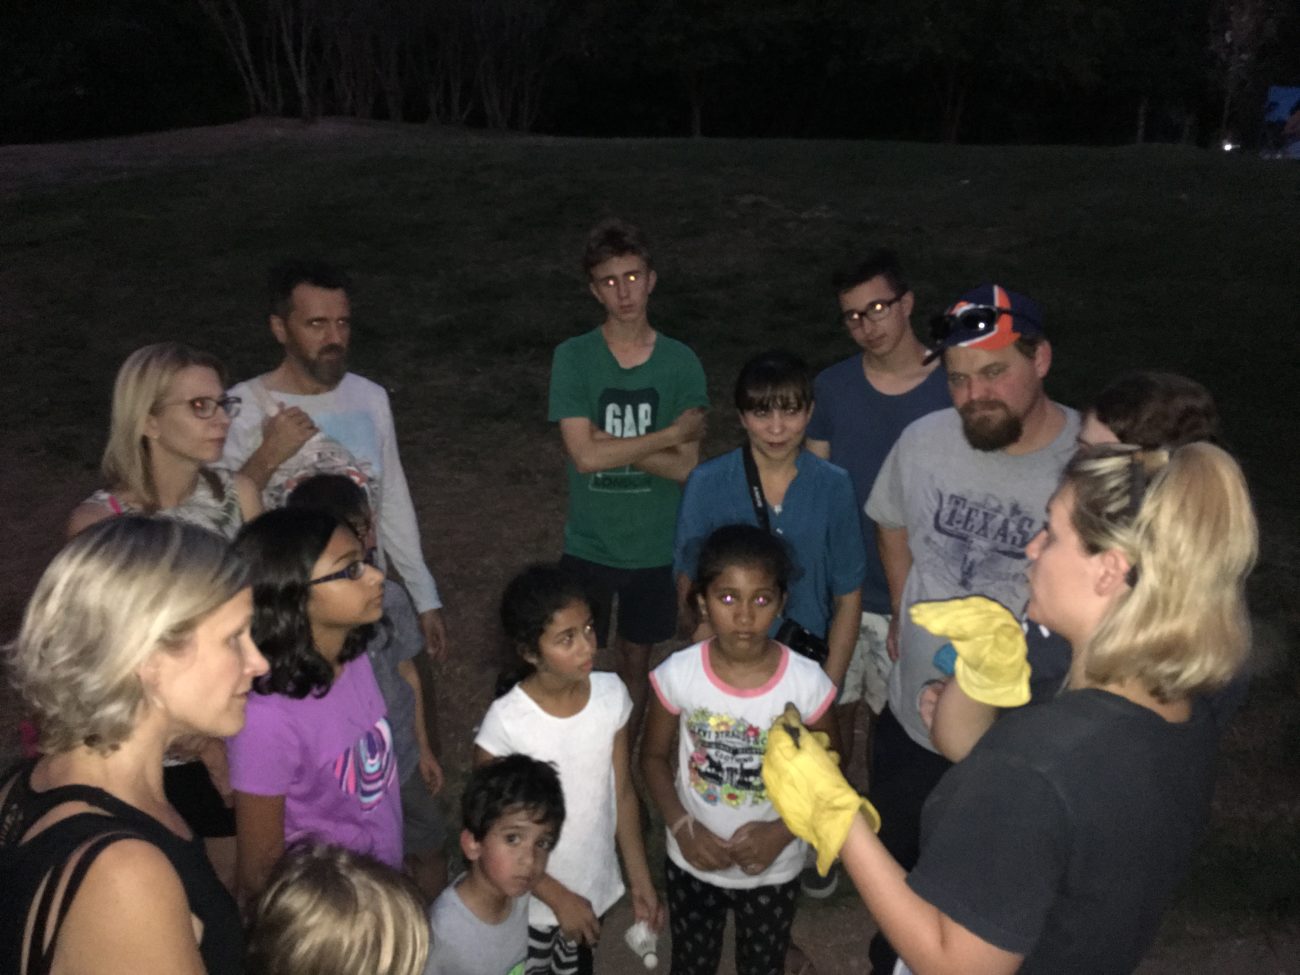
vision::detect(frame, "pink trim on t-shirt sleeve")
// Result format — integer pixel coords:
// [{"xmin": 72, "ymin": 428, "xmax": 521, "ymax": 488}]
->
[
  {"xmin": 702, "ymin": 641, "xmax": 791, "ymax": 697},
  {"xmin": 649, "ymin": 671, "xmax": 680, "ymax": 715},
  {"xmin": 106, "ymin": 494, "xmax": 124, "ymax": 515},
  {"xmin": 806, "ymin": 685, "xmax": 838, "ymax": 725}
]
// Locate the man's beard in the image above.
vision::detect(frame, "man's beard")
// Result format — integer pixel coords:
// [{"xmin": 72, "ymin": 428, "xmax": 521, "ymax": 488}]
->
[
  {"xmin": 301, "ymin": 345, "xmax": 348, "ymax": 387},
  {"xmin": 960, "ymin": 400, "xmax": 1022, "ymax": 451}
]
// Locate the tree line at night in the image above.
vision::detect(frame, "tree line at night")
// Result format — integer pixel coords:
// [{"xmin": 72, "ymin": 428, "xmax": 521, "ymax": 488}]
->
[{"xmin": 3, "ymin": 0, "xmax": 1297, "ymax": 146}]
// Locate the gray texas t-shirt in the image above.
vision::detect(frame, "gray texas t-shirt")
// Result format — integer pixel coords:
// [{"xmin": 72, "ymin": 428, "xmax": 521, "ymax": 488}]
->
[{"xmin": 866, "ymin": 406, "xmax": 1080, "ymax": 751}]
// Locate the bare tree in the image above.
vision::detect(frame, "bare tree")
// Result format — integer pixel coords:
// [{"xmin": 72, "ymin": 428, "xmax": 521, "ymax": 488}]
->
[
  {"xmin": 270, "ymin": 0, "xmax": 321, "ymax": 120},
  {"xmin": 472, "ymin": 0, "xmax": 566, "ymax": 131},
  {"xmin": 1210, "ymin": 0, "xmax": 1280, "ymax": 137},
  {"xmin": 197, "ymin": 0, "xmax": 280, "ymax": 113},
  {"xmin": 318, "ymin": 0, "xmax": 375, "ymax": 116},
  {"xmin": 372, "ymin": 0, "xmax": 414, "ymax": 121},
  {"xmin": 426, "ymin": 0, "xmax": 475, "ymax": 124}
]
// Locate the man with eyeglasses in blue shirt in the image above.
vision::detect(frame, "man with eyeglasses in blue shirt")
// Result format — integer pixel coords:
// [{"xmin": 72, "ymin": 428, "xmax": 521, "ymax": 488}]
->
[{"xmin": 806, "ymin": 250, "xmax": 949, "ymax": 803}]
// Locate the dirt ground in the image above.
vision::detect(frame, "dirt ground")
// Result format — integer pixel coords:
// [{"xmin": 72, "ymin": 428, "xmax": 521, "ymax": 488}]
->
[{"xmin": 1, "ymin": 120, "xmax": 1297, "ymax": 973}]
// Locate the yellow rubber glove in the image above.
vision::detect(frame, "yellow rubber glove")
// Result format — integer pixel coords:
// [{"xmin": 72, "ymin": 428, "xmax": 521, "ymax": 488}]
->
[
  {"xmin": 910, "ymin": 596, "xmax": 1030, "ymax": 707},
  {"xmin": 762, "ymin": 705, "xmax": 881, "ymax": 875}
]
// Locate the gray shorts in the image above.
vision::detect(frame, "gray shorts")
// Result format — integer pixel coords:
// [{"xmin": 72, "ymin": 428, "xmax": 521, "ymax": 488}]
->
[
  {"xmin": 838, "ymin": 612, "xmax": 893, "ymax": 713},
  {"xmin": 401, "ymin": 771, "xmax": 448, "ymax": 854}
]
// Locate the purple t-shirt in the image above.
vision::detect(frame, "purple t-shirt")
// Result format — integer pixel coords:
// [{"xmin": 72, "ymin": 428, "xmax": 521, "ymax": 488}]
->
[{"xmin": 227, "ymin": 655, "xmax": 403, "ymax": 868}]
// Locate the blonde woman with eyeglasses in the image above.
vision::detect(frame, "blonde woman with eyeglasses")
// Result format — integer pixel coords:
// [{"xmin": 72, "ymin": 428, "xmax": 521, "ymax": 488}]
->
[
  {"xmin": 763, "ymin": 443, "xmax": 1257, "ymax": 975},
  {"xmin": 66, "ymin": 342, "xmax": 261, "ymax": 540},
  {"xmin": 61, "ymin": 342, "xmax": 262, "ymax": 892}
]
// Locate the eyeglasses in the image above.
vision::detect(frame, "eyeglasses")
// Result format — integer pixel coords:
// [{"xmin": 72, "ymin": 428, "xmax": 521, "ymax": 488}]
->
[
  {"xmin": 158, "ymin": 395, "xmax": 242, "ymax": 420},
  {"xmin": 309, "ymin": 550, "xmax": 376, "ymax": 586},
  {"xmin": 841, "ymin": 295, "xmax": 904, "ymax": 327}
]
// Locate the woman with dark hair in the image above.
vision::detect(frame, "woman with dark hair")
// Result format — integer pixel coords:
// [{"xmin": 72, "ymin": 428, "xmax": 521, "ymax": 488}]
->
[
  {"xmin": 228, "ymin": 507, "xmax": 400, "ymax": 901},
  {"xmin": 1, "ymin": 517, "xmax": 267, "ymax": 975},
  {"xmin": 1079, "ymin": 371, "xmax": 1221, "ymax": 451}
]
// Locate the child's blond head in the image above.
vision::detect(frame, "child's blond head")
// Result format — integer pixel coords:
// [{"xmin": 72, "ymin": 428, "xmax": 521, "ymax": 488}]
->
[{"xmin": 245, "ymin": 844, "xmax": 428, "ymax": 975}]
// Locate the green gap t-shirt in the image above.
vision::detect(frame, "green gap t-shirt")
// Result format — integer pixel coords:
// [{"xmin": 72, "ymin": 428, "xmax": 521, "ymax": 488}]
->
[{"xmin": 548, "ymin": 328, "xmax": 708, "ymax": 568}]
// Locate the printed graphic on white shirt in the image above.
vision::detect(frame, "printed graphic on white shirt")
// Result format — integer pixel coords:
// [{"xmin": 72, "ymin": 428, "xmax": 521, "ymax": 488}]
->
[{"xmin": 684, "ymin": 708, "xmax": 768, "ymax": 808}]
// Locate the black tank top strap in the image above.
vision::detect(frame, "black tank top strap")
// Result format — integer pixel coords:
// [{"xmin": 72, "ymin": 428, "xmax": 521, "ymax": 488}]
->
[
  {"xmin": 1, "ymin": 759, "xmax": 159, "ymax": 844},
  {"xmin": 1, "ymin": 760, "xmax": 244, "ymax": 975},
  {"xmin": 24, "ymin": 827, "xmax": 150, "ymax": 975}
]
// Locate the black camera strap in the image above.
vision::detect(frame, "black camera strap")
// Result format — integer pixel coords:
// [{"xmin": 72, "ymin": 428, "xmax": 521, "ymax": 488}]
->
[
  {"xmin": 738, "ymin": 444, "xmax": 830, "ymax": 664},
  {"xmin": 741, "ymin": 444, "xmax": 772, "ymax": 533}
]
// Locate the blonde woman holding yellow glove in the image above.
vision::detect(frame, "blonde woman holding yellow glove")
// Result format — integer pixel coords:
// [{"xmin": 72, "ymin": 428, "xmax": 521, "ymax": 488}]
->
[
  {"xmin": 764, "ymin": 443, "xmax": 1256, "ymax": 975},
  {"xmin": 926, "ymin": 371, "xmax": 1232, "ymax": 764}
]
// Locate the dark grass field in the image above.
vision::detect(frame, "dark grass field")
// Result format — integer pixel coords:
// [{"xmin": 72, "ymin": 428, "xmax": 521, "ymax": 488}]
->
[{"xmin": 1, "ymin": 119, "xmax": 1297, "ymax": 971}]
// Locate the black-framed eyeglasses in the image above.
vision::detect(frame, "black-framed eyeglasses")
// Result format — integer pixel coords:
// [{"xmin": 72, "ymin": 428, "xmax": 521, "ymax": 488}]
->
[
  {"xmin": 159, "ymin": 395, "xmax": 242, "ymax": 420},
  {"xmin": 841, "ymin": 295, "xmax": 904, "ymax": 327},
  {"xmin": 309, "ymin": 550, "xmax": 376, "ymax": 586}
]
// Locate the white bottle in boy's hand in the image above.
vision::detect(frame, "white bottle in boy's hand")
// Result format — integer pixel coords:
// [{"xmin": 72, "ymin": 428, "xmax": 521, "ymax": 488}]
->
[{"xmin": 624, "ymin": 919, "xmax": 659, "ymax": 969}]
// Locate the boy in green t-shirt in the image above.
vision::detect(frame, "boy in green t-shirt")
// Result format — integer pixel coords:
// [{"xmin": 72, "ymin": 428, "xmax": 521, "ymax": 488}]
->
[{"xmin": 548, "ymin": 219, "xmax": 709, "ymax": 737}]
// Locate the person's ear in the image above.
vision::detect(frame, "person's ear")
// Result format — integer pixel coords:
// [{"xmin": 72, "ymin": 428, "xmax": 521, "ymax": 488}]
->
[
  {"xmin": 1095, "ymin": 549, "xmax": 1134, "ymax": 596},
  {"xmin": 645, "ymin": 268, "xmax": 657, "ymax": 296},
  {"xmin": 901, "ymin": 289, "xmax": 915, "ymax": 319},
  {"xmin": 695, "ymin": 590, "xmax": 709, "ymax": 622},
  {"xmin": 142, "ymin": 413, "xmax": 161, "ymax": 440},
  {"xmin": 136, "ymin": 652, "xmax": 166, "ymax": 710},
  {"xmin": 269, "ymin": 314, "xmax": 288, "ymax": 346},
  {"xmin": 1033, "ymin": 339, "xmax": 1052, "ymax": 380},
  {"xmin": 460, "ymin": 828, "xmax": 482, "ymax": 862}
]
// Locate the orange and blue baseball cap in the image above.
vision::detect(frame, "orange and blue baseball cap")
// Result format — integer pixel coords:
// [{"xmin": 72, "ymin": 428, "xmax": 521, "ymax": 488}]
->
[{"xmin": 924, "ymin": 284, "xmax": 1044, "ymax": 364}]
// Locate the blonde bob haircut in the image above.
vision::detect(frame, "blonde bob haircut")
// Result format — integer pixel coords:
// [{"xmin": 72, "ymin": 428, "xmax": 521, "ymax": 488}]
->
[
  {"xmin": 1064, "ymin": 442, "xmax": 1257, "ymax": 701},
  {"xmin": 101, "ymin": 342, "xmax": 227, "ymax": 511},
  {"xmin": 245, "ymin": 844, "xmax": 429, "ymax": 975},
  {"xmin": 8, "ymin": 516, "xmax": 248, "ymax": 754}
]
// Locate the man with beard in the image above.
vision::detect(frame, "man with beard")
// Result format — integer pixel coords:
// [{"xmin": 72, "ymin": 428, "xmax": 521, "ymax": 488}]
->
[
  {"xmin": 223, "ymin": 259, "xmax": 447, "ymax": 657},
  {"xmin": 861, "ymin": 283, "xmax": 1078, "ymax": 974}
]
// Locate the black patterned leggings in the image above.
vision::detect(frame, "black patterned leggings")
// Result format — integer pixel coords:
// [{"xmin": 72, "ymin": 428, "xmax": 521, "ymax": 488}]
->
[
  {"xmin": 665, "ymin": 859, "xmax": 800, "ymax": 975},
  {"xmin": 526, "ymin": 924, "xmax": 593, "ymax": 975}
]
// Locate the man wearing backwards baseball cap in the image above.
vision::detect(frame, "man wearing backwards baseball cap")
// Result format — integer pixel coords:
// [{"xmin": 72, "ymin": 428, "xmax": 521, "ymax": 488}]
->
[{"xmin": 861, "ymin": 283, "xmax": 1080, "ymax": 974}]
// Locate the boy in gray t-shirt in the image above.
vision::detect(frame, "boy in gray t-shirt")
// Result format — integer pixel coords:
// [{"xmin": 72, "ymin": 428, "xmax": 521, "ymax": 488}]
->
[{"xmin": 425, "ymin": 756, "xmax": 565, "ymax": 975}]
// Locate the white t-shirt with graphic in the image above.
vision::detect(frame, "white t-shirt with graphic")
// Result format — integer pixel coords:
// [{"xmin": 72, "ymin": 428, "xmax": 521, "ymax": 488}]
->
[
  {"xmin": 650, "ymin": 641, "xmax": 836, "ymax": 889},
  {"xmin": 475, "ymin": 672, "xmax": 632, "ymax": 928},
  {"xmin": 866, "ymin": 406, "xmax": 1079, "ymax": 752},
  {"xmin": 223, "ymin": 372, "xmax": 441, "ymax": 613}
]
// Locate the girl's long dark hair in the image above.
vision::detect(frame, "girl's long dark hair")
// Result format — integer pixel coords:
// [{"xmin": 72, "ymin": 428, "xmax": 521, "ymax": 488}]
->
[
  {"xmin": 494, "ymin": 563, "xmax": 591, "ymax": 697},
  {"xmin": 235, "ymin": 507, "xmax": 370, "ymax": 699}
]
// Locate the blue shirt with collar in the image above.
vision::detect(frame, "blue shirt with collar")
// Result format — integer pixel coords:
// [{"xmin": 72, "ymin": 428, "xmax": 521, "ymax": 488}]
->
[{"xmin": 673, "ymin": 447, "xmax": 867, "ymax": 639}]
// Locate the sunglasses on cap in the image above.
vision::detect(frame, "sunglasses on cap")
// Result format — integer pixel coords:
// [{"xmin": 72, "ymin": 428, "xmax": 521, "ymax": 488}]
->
[{"xmin": 928, "ymin": 304, "xmax": 1036, "ymax": 345}]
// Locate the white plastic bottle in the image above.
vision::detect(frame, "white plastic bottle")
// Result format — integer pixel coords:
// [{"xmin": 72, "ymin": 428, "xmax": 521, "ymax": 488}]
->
[{"xmin": 624, "ymin": 919, "xmax": 659, "ymax": 969}]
